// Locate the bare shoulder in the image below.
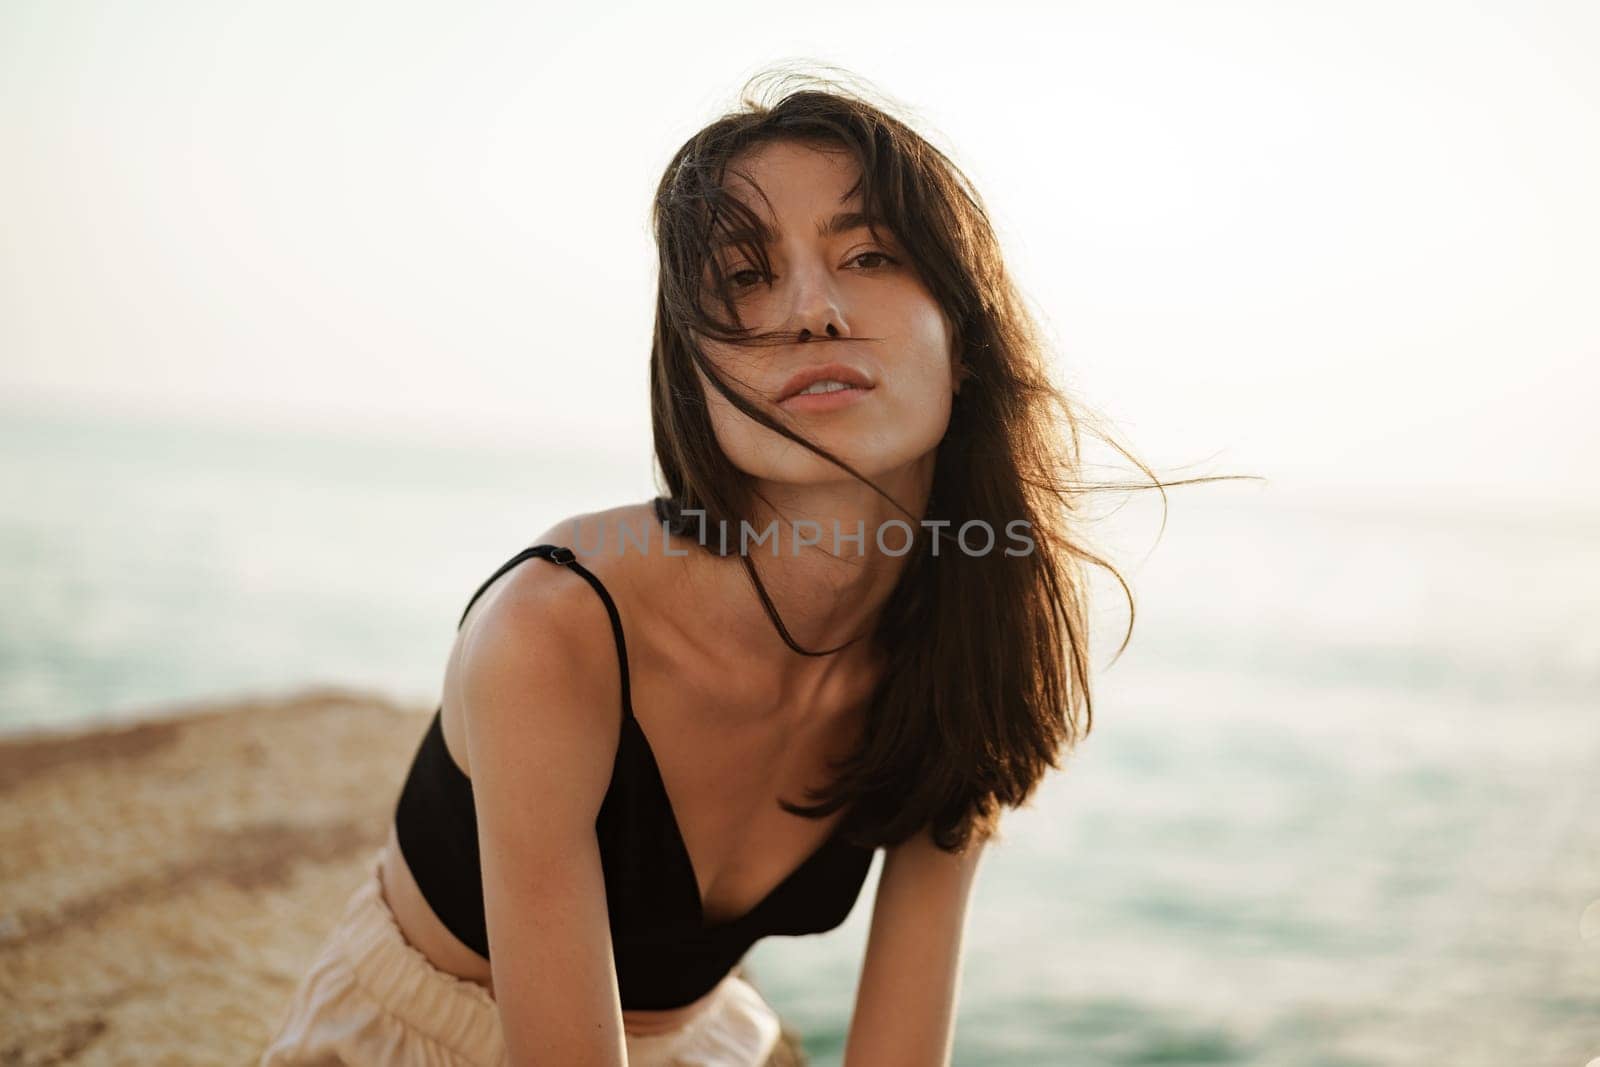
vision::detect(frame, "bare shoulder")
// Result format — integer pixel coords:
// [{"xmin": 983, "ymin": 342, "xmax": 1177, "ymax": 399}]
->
[
  {"xmin": 457, "ymin": 499, "xmax": 658, "ymax": 648},
  {"xmin": 527, "ymin": 499, "xmax": 676, "ymax": 617},
  {"xmin": 536, "ymin": 500, "xmax": 667, "ymax": 567},
  {"xmin": 443, "ymin": 502, "xmax": 657, "ymax": 780}
]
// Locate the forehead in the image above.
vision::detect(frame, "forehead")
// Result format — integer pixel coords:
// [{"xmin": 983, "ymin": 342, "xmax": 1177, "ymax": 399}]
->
[{"xmin": 720, "ymin": 140, "xmax": 865, "ymax": 224}]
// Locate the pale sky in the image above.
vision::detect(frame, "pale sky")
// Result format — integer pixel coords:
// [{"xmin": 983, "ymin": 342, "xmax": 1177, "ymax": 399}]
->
[{"xmin": 3, "ymin": 0, "xmax": 1596, "ymax": 508}]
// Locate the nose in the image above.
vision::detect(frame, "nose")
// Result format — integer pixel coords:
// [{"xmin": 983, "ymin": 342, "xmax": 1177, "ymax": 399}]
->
[
  {"xmin": 798, "ymin": 321, "xmax": 841, "ymax": 342},
  {"xmin": 787, "ymin": 260, "xmax": 850, "ymax": 343}
]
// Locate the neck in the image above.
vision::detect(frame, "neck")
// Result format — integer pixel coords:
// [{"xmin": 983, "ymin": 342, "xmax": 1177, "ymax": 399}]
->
[{"xmin": 667, "ymin": 457, "xmax": 932, "ymax": 701}]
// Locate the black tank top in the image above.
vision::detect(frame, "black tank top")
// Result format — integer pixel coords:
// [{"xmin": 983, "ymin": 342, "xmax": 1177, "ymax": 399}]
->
[{"xmin": 392, "ymin": 542, "xmax": 877, "ymax": 1011}]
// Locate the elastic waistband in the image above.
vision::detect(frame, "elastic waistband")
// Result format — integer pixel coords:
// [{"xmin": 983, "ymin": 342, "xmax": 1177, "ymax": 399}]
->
[{"xmin": 337, "ymin": 849, "xmax": 506, "ymax": 1062}]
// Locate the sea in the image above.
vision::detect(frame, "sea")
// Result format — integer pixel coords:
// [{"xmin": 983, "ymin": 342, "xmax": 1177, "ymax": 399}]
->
[{"xmin": 2, "ymin": 404, "xmax": 1596, "ymax": 1066}]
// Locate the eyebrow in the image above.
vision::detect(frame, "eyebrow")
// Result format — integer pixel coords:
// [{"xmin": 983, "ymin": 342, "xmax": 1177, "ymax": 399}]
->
[
  {"xmin": 712, "ymin": 210, "xmax": 887, "ymax": 249},
  {"xmin": 818, "ymin": 210, "xmax": 881, "ymax": 239}
]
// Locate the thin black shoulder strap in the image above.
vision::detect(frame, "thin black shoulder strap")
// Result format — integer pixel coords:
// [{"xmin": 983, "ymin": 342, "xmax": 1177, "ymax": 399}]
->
[{"xmin": 454, "ymin": 544, "xmax": 635, "ymax": 721}]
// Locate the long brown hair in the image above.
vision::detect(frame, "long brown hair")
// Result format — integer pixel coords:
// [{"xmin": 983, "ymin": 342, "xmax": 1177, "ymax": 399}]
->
[{"xmin": 648, "ymin": 65, "xmax": 1256, "ymax": 853}]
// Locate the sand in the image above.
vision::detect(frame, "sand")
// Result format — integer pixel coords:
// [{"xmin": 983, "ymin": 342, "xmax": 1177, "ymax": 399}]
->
[{"xmin": 0, "ymin": 687, "xmax": 807, "ymax": 1066}]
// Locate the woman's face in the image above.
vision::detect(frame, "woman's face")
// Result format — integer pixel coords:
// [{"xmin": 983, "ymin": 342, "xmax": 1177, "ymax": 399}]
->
[{"xmin": 695, "ymin": 139, "xmax": 959, "ymax": 491}]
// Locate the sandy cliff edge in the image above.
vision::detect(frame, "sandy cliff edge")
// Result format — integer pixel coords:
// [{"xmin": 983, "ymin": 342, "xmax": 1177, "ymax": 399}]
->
[{"xmin": 0, "ymin": 688, "xmax": 806, "ymax": 1066}]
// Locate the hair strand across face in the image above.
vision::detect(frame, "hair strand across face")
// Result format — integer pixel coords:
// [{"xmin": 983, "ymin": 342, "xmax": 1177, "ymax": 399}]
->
[{"xmin": 647, "ymin": 63, "xmax": 1263, "ymax": 854}]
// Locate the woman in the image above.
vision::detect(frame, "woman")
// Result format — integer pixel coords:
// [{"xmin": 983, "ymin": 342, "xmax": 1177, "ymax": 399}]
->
[{"xmin": 260, "ymin": 69, "xmax": 1174, "ymax": 1067}]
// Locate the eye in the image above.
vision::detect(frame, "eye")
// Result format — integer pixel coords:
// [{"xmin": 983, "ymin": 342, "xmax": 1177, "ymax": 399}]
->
[
  {"xmin": 727, "ymin": 267, "xmax": 766, "ymax": 290},
  {"xmin": 849, "ymin": 250, "xmax": 897, "ymax": 271}
]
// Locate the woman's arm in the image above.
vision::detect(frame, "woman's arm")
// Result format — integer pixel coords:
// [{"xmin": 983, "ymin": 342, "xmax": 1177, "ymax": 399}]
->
[
  {"xmin": 459, "ymin": 564, "xmax": 631, "ymax": 1067},
  {"xmin": 842, "ymin": 823, "xmax": 988, "ymax": 1067}
]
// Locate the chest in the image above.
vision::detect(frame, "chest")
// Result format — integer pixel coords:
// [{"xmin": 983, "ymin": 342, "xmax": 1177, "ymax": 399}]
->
[{"xmin": 634, "ymin": 697, "xmax": 861, "ymax": 926}]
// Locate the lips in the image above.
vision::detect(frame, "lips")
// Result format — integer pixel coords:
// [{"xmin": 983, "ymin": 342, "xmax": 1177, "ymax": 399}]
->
[{"xmin": 774, "ymin": 362, "xmax": 875, "ymax": 403}]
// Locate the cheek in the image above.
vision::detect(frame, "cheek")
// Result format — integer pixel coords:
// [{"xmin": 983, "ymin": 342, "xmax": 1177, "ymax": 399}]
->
[
  {"xmin": 899, "ymin": 302, "xmax": 957, "ymax": 436},
  {"xmin": 905, "ymin": 300, "xmax": 957, "ymax": 391},
  {"xmin": 693, "ymin": 355, "xmax": 778, "ymax": 466},
  {"xmin": 857, "ymin": 362, "xmax": 951, "ymax": 471},
  {"xmin": 694, "ymin": 361, "xmax": 741, "ymax": 448}
]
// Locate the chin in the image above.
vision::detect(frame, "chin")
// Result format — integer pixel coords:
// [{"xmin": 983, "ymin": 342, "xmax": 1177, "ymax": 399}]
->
[
  {"xmin": 746, "ymin": 444, "xmax": 932, "ymax": 491},
  {"xmin": 718, "ymin": 411, "xmax": 948, "ymax": 489}
]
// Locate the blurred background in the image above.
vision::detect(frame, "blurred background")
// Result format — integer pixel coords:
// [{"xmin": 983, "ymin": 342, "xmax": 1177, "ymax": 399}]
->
[{"xmin": 2, "ymin": 1, "xmax": 1596, "ymax": 1064}]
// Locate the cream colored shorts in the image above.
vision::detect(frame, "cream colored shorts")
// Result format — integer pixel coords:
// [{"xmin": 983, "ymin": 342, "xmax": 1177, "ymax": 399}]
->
[{"xmin": 259, "ymin": 849, "xmax": 785, "ymax": 1066}]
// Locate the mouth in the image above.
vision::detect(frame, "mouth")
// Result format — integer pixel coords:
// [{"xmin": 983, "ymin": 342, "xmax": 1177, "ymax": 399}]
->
[
  {"xmin": 777, "ymin": 380, "xmax": 874, "ymax": 413},
  {"xmin": 774, "ymin": 362, "xmax": 876, "ymax": 405}
]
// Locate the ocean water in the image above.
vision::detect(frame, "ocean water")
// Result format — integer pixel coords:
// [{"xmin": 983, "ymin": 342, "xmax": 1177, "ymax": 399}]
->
[{"xmin": 2, "ymin": 406, "xmax": 1597, "ymax": 1065}]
